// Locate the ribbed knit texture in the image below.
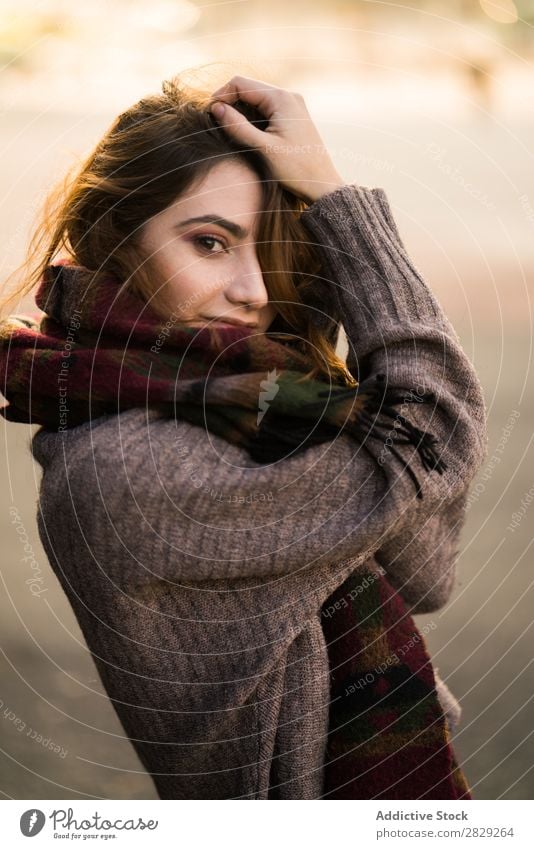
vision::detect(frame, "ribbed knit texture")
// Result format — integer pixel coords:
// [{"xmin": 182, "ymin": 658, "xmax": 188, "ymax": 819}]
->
[{"xmin": 30, "ymin": 184, "xmax": 488, "ymax": 799}]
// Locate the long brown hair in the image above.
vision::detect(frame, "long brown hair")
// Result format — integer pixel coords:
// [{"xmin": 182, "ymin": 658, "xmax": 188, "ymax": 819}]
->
[{"xmin": 0, "ymin": 71, "xmax": 356, "ymax": 386}]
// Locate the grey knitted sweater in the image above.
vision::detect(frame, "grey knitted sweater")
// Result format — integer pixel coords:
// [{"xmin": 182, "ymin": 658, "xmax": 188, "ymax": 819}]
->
[{"xmin": 31, "ymin": 184, "xmax": 488, "ymax": 799}]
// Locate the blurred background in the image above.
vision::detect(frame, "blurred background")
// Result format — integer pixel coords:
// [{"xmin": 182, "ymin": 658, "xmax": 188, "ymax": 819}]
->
[{"xmin": 0, "ymin": 0, "xmax": 533, "ymax": 800}]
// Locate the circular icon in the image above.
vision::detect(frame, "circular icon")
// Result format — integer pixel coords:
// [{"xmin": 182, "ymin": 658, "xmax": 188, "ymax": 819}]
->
[{"xmin": 20, "ymin": 809, "xmax": 46, "ymax": 837}]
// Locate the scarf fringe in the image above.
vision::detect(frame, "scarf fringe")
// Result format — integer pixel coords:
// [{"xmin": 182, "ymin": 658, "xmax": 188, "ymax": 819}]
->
[
  {"xmin": 0, "ymin": 263, "xmax": 446, "ymax": 500},
  {"xmin": 320, "ymin": 372, "xmax": 447, "ymax": 501}
]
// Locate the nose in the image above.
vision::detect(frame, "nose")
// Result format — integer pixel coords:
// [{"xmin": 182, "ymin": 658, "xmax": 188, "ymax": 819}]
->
[{"xmin": 224, "ymin": 247, "xmax": 269, "ymax": 311}]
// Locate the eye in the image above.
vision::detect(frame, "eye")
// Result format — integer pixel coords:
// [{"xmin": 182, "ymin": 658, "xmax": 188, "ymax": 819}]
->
[{"xmin": 193, "ymin": 234, "xmax": 229, "ymax": 254}]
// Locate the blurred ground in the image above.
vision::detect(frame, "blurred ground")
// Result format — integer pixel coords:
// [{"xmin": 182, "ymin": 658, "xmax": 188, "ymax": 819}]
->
[{"xmin": 1, "ymin": 92, "xmax": 533, "ymax": 799}]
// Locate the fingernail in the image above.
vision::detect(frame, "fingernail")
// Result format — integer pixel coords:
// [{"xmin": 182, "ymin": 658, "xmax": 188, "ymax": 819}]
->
[{"xmin": 211, "ymin": 102, "xmax": 225, "ymax": 118}]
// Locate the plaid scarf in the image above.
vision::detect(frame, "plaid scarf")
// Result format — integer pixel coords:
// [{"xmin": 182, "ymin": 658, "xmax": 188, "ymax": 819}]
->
[
  {"xmin": 0, "ymin": 261, "xmax": 471, "ymax": 798},
  {"xmin": 321, "ymin": 569, "xmax": 472, "ymax": 799},
  {"xmin": 0, "ymin": 261, "xmax": 447, "ymax": 493}
]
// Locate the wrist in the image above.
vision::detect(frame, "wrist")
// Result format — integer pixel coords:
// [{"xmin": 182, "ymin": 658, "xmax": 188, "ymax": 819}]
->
[{"xmin": 299, "ymin": 176, "xmax": 350, "ymax": 204}]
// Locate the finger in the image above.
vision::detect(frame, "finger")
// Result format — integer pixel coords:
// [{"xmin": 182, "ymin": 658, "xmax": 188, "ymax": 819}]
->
[
  {"xmin": 208, "ymin": 101, "xmax": 266, "ymax": 148},
  {"xmin": 210, "ymin": 76, "xmax": 280, "ymax": 119},
  {"xmin": 211, "ymin": 75, "xmax": 278, "ymax": 101}
]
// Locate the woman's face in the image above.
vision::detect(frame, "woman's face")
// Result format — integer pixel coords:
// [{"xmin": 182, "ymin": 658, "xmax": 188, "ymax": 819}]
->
[{"xmin": 137, "ymin": 159, "xmax": 278, "ymax": 333}]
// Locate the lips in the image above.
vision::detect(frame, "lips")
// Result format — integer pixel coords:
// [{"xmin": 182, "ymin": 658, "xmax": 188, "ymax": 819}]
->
[{"xmin": 200, "ymin": 316, "xmax": 258, "ymax": 328}]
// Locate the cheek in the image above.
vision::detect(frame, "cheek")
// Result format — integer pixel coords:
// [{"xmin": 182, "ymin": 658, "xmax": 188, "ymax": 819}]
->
[
  {"xmin": 153, "ymin": 246, "xmax": 201, "ymax": 293},
  {"xmin": 161, "ymin": 257, "xmax": 227, "ymax": 314}
]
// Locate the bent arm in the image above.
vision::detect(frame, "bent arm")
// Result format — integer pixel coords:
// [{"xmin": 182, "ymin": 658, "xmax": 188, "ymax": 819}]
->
[
  {"xmin": 68, "ymin": 184, "xmax": 487, "ymax": 585},
  {"xmin": 298, "ymin": 184, "xmax": 488, "ymax": 607}
]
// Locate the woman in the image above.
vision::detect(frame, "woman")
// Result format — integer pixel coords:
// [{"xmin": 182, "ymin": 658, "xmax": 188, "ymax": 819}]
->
[{"xmin": 0, "ymin": 72, "xmax": 488, "ymax": 799}]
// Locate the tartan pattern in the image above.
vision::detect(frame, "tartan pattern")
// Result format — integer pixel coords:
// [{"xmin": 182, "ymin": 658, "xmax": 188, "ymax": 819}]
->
[
  {"xmin": 320, "ymin": 569, "xmax": 472, "ymax": 799},
  {"xmin": 0, "ymin": 261, "xmax": 472, "ymax": 798},
  {"xmin": 0, "ymin": 263, "xmax": 447, "ymax": 496}
]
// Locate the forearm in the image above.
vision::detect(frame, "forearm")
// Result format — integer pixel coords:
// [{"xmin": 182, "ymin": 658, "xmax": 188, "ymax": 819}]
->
[{"xmin": 66, "ymin": 186, "xmax": 488, "ymax": 587}]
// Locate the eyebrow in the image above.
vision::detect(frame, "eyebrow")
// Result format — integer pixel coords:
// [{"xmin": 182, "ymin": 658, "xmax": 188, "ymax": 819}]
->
[{"xmin": 174, "ymin": 214, "xmax": 248, "ymax": 240}]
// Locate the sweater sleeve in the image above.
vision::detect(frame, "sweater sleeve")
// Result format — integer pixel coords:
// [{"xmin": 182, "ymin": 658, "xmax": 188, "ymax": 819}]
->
[
  {"xmin": 298, "ymin": 184, "xmax": 488, "ymax": 611},
  {"xmin": 49, "ymin": 184, "xmax": 487, "ymax": 587}
]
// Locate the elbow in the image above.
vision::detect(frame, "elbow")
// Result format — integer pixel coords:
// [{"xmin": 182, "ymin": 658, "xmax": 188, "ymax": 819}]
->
[
  {"xmin": 446, "ymin": 406, "xmax": 488, "ymax": 497},
  {"xmin": 457, "ymin": 364, "xmax": 489, "ymax": 481},
  {"xmin": 429, "ymin": 359, "xmax": 489, "ymax": 500},
  {"xmin": 367, "ymin": 328, "xmax": 489, "ymax": 504},
  {"xmin": 446, "ymin": 333, "xmax": 489, "ymax": 480}
]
